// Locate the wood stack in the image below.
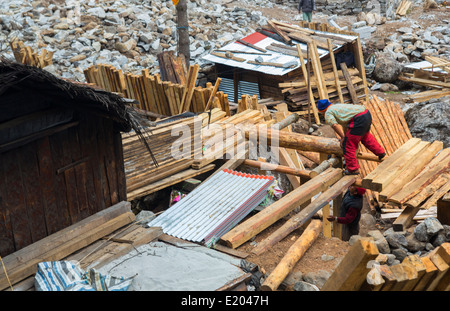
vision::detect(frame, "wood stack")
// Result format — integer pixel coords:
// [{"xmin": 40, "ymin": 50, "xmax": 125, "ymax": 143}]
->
[
  {"xmin": 124, "ymin": 117, "xmax": 203, "ymax": 201},
  {"xmin": 9, "ymin": 40, "xmax": 53, "ymax": 68},
  {"xmin": 396, "ymin": 0, "xmax": 412, "ymax": 16},
  {"xmin": 361, "ymin": 135, "xmax": 449, "ymax": 230},
  {"xmin": 84, "ymin": 64, "xmax": 229, "ymax": 117},
  {"xmin": 400, "ymin": 56, "xmax": 450, "ymax": 103},
  {"xmin": 279, "ymin": 39, "xmax": 368, "ymax": 121}
]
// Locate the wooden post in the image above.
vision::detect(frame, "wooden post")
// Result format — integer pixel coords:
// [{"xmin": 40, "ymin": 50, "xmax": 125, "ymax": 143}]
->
[
  {"xmin": 321, "ymin": 237, "xmax": 379, "ymax": 291},
  {"xmin": 340, "ymin": 62, "xmax": 358, "ymax": 104},
  {"xmin": 260, "ymin": 220, "xmax": 322, "ymax": 291},
  {"xmin": 176, "ymin": 0, "xmax": 190, "ymax": 68},
  {"xmin": 327, "ymin": 39, "xmax": 344, "ymax": 104}
]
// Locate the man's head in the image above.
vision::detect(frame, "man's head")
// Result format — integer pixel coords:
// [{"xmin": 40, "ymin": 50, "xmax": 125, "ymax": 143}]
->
[
  {"xmin": 349, "ymin": 185, "xmax": 366, "ymax": 196},
  {"xmin": 318, "ymin": 99, "xmax": 332, "ymax": 114}
]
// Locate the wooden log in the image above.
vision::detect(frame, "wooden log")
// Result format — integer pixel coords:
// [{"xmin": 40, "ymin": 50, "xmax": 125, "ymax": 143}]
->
[
  {"xmin": 243, "ymin": 159, "xmax": 311, "ymax": 179},
  {"xmin": 247, "ymin": 127, "xmax": 382, "ymax": 161},
  {"xmin": 272, "ymin": 113, "xmax": 299, "ymax": 131},
  {"xmin": 260, "ymin": 220, "xmax": 322, "ymax": 291},
  {"xmin": 321, "ymin": 237, "xmax": 379, "ymax": 291},
  {"xmin": 252, "ymin": 175, "xmax": 357, "ymax": 255},
  {"xmin": 267, "ymin": 20, "xmax": 292, "ymax": 45},
  {"xmin": 309, "ymin": 157, "xmax": 341, "ymax": 178},
  {"xmin": 219, "ymin": 168, "xmax": 343, "ymax": 249}
]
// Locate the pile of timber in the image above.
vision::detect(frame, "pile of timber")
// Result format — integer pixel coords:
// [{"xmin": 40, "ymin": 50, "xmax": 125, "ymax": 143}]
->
[
  {"xmin": 84, "ymin": 63, "xmax": 229, "ymax": 117},
  {"xmin": 0, "ymin": 202, "xmax": 162, "ymax": 291},
  {"xmin": 9, "ymin": 40, "xmax": 53, "ymax": 68},
  {"xmin": 322, "ymin": 239, "xmax": 450, "ymax": 291},
  {"xmin": 123, "ymin": 117, "xmax": 203, "ymax": 201},
  {"xmin": 396, "ymin": 0, "xmax": 412, "ymax": 16},
  {"xmin": 362, "ymin": 136, "xmax": 449, "ymax": 231},
  {"xmin": 400, "ymin": 56, "xmax": 450, "ymax": 103}
]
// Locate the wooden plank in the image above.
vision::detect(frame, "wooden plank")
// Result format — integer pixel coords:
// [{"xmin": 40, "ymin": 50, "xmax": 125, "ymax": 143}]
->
[
  {"xmin": 389, "ymin": 148, "xmax": 450, "ymax": 204},
  {"xmin": 327, "ymin": 39, "xmax": 344, "ymax": 103},
  {"xmin": 361, "ymin": 138, "xmax": 421, "ymax": 189},
  {"xmin": 296, "ymin": 44, "xmax": 320, "ymax": 124},
  {"xmin": 339, "ymin": 62, "xmax": 358, "ymax": 104},
  {"xmin": 321, "ymin": 237, "xmax": 379, "ymax": 291},
  {"xmin": 370, "ymin": 141, "xmax": 430, "ymax": 192},
  {"xmin": 425, "ymin": 252, "xmax": 449, "ymax": 290}
]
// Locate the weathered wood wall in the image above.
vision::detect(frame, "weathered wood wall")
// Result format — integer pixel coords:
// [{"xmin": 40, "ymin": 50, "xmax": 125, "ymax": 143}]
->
[{"xmin": 0, "ymin": 114, "xmax": 126, "ymax": 257}]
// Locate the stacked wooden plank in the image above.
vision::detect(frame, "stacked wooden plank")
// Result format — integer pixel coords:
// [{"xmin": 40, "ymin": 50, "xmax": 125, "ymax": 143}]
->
[
  {"xmin": 124, "ymin": 117, "xmax": 203, "ymax": 201},
  {"xmin": 84, "ymin": 64, "xmax": 229, "ymax": 117},
  {"xmin": 9, "ymin": 40, "xmax": 53, "ymax": 68},
  {"xmin": 279, "ymin": 40, "xmax": 368, "ymax": 122},
  {"xmin": 400, "ymin": 56, "xmax": 450, "ymax": 103},
  {"xmin": 396, "ymin": 0, "xmax": 412, "ymax": 16}
]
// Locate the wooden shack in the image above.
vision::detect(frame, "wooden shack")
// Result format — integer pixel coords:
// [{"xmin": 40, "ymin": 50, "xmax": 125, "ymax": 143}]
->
[
  {"xmin": 203, "ymin": 21, "xmax": 369, "ymax": 119},
  {"xmin": 0, "ymin": 61, "xmax": 153, "ymax": 257}
]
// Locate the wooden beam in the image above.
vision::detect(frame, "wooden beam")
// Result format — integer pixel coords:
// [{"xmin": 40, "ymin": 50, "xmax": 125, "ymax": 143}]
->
[
  {"xmin": 251, "ymin": 175, "xmax": 357, "ymax": 255},
  {"xmin": 219, "ymin": 168, "xmax": 343, "ymax": 249},
  {"xmin": 327, "ymin": 39, "xmax": 344, "ymax": 103},
  {"xmin": 340, "ymin": 62, "xmax": 358, "ymax": 104},
  {"xmin": 321, "ymin": 237, "xmax": 379, "ymax": 291}
]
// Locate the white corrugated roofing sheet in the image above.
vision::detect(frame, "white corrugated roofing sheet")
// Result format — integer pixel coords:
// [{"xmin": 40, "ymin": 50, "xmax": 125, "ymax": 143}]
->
[
  {"xmin": 148, "ymin": 169, "xmax": 274, "ymax": 247},
  {"xmin": 202, "ymin": 30, "xmax": 358, "ymax": 76}
]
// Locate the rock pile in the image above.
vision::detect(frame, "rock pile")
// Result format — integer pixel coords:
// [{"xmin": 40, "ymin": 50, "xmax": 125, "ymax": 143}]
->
[
  {"xmin": 0, "ymin": 0, "xmax": 272, "ymax": 82},
  {"xmin": 353, "ymin": 217, "xmax": 450, "ymax": 266}
]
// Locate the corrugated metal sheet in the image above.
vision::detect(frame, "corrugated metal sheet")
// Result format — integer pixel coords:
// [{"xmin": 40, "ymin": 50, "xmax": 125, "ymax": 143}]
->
[
  {"xmin": 218, "ymin": 78, "xmax": 260, "ymax": 102},
  {"xmin": 148, "ymin": 169, "xmax": 274, "ymax": 247},
  {"xmin": 202, "ymin": 30, "xmax": 358, "ymax": 76}
]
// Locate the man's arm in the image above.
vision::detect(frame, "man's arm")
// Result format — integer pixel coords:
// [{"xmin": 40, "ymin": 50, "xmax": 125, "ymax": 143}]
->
[{"xmin": 331, "ymin": 123, "xmax": 345, "ymax": 140}]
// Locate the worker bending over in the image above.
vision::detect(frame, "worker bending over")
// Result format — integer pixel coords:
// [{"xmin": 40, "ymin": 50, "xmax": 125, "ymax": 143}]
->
[{"xmin": 317, "ymin": 99, "xmax": 386, "ymax": 175}]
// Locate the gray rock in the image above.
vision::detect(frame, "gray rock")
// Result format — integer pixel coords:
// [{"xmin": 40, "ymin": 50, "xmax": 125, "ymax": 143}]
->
[
  {"xmin": 348, "ymin": 235, "xmax": 362, "ymax": 246},
  {"xmin": 415, "ymin": 217, "xmax": 444, "ymax": 243},
  {"xmin": 392, "ymin": 247, "xmax": 409, "ymax": 262},
  {"xmin": 372, "ymin": 53, "xmax": 403, "ymax": 83},
  {"xmin": 321, "ymin": 254, "xmax": 335, "ymax": 262},
  {"xmin": 293, "ymin": 281, "xmax": 320, "ymax": 291},
  {"xmin": 303, "ymin": 270, "xmax": 331, "ymax": 288},
  {"xmin": 282, "ymin": 271, "xmax": 303, "ymax": 288},
  {"xmin": 367, "ymin": 230, "xmax": 391, "ymax": 254},
  {"xmin": 385, "ymin": 232, "xmax": 408, "ymax": 249},
  {"xmin": 360, "ymin": 213, "xmax": 377, "ymax": 227},
  {"xmin": 406, "ymin": 234, "xmax": 427, "ymax": 252}
]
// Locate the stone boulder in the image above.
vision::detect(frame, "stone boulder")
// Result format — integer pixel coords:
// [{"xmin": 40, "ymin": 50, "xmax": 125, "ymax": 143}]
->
[{"xmin": 372, "ymin": 52, "xmax": 403, "ymax": 83}]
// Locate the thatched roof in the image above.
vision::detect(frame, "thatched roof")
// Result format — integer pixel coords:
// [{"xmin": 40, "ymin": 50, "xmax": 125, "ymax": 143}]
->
[{"xmin": 0, "ymin": 60, "xmax": 157, "ymax": 165}]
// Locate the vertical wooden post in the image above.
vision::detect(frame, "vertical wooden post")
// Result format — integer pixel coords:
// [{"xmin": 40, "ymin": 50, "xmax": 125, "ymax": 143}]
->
[{"xmin": 176, "ymin": 0, "xmax": 190, "ymax": 68}]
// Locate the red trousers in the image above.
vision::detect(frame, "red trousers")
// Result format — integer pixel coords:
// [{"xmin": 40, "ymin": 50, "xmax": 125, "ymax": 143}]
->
[{"xmin": 342, "ymin": 110, "xmax": 385, "ymax": 172}]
